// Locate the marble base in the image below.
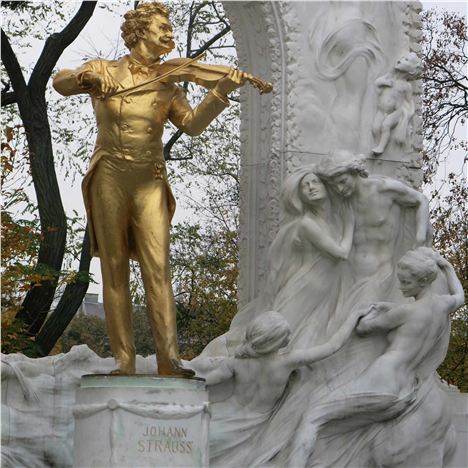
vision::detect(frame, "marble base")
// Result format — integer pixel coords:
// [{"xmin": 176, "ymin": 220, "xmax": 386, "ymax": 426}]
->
[
  {"xmin": 73, "ymin": 375, "xmax": 209, "ymax": 468},
  {"xmin": 445, "ymin": 389, "xmax": 468, "ymax": 468}
]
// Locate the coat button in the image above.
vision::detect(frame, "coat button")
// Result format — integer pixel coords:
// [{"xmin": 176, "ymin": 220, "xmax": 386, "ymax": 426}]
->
[{"xmin": 146, "ymin": 127, "xmax": 152, "ymax": 133}]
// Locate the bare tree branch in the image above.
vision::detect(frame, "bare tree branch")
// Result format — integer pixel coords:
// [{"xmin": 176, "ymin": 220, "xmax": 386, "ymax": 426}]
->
[
  {"xmin": 1, "ymin": 91, "xmax": 16, "ymax": 106},
  {"xmin": 1, "ymin": 29, "xmax": 29, "ymax": 107},
  {"xmin": 164, "ymin": 128, "xmax": 184, "ymax": 160},
  {"xmin": 29, "ymin": 1, "xmax": 97, "ymax": 94},
  {"xmin": 189, "ymin": 24, "xmax": 231, "ymax": 59}
]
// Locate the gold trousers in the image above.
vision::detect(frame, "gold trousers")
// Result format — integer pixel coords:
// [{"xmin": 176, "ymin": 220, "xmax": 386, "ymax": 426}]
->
[{"xmin": 89, "ymin": 156, "xmax": 179, "ymax": 374}]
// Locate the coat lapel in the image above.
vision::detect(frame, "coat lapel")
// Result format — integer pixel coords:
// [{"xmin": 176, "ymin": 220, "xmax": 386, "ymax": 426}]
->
[{"xmin": 106, "ymin": 56, "xmax": 134, "ymax": 91}]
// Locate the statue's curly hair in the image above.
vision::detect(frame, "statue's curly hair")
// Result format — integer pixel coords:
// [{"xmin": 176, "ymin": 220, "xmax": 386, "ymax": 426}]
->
[
  {"xmin": 121, "ymin": 2, "xmax": 170, "ymax": 50},
  {"xmin": 235, "ymin": 311, "xmax": 291, "ymax": 358},
  {"xmin": 317, "ymin": 150, "xmax": 369, "ymax": 180},
  {"xmin": 397, "ymin": 247, "xmax": 440, "ymax": 286}
]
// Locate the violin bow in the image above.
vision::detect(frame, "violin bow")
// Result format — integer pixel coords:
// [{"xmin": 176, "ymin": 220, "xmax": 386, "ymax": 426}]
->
[{"xmin": 106, "ymin": 51, "xmax": 273, "ymax": 97}]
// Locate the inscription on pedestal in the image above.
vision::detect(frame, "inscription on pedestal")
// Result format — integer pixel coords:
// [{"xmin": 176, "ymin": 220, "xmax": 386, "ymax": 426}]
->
[{"xmin": 137, "ymin": 425, "xmax": 194, "ymax": 454}]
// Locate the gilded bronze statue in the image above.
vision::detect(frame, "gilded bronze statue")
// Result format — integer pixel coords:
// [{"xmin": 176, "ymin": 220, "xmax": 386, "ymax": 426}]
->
[{"xmin": 53, "ymin": 2, "xmax": 271, "ymax": 376}]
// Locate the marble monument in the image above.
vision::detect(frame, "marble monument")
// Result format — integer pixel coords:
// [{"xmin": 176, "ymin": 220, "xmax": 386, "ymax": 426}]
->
[{"xmin": 2, "ymin": 2, "xmax": 466, "ymax": 468}]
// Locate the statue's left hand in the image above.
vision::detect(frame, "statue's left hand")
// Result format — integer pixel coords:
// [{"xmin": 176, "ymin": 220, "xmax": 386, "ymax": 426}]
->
[{"xmin": 213, "ymin": 69, "xmax": 246, "ymax": 96}]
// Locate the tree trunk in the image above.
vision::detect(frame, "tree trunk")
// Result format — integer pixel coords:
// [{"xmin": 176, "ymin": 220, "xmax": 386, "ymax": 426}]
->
[
  {"xmin": 36, "ymin": 228, "xmax": 92, "ymax": 355},
  {"xmin": 1, "ymin": 2, "xmax": 97, "ymax": 342},
  {"xmin": 16, "ymin": 92, "xmax": 68, "ymax": 333}
]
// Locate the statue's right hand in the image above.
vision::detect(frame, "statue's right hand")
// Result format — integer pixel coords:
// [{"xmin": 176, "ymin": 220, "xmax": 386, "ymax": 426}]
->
[{"xmin": 82, "ymin": 72, "xmax": 119, "ymax": 97}]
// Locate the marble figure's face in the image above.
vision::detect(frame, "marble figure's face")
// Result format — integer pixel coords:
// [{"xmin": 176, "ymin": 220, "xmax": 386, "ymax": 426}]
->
[
  {"xmin": 143, "ymin": 15, "xmax": 175, "ymax": 56},
  {"xmin": 300, "ymin": 173, "xmax": 327, "ymax": 204},
  {"xmin": 395, "ymin": 53, "xmax": 420, "ymax": 75},
  {"xmin": 329, "ymin": 172, "xmax": 357, "ymax": 198},
  {"xmin": 397, "ymin": 268, "xmax": 423, "ymax": 298}
]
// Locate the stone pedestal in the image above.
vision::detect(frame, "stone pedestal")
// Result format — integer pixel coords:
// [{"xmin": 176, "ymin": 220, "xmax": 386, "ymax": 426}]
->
[
  {"xmin": 73, "ymin": 375, "xmax": 209, "ymax": 468},
  {"xmin": 445, "ymin": 389, "xmax": 468, "ymax": 468}
]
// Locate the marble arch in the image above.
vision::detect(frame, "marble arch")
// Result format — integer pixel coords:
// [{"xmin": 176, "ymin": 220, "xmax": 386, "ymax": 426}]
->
[{"xmin": 223, "ymin": 1, "xmax": 424, "ymax": 305}]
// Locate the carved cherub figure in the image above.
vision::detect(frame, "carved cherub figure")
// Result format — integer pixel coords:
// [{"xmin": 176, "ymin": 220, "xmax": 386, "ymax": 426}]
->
[{"xmin": 371, "ymin": 52, "xmax": 421, "ymax": 156}]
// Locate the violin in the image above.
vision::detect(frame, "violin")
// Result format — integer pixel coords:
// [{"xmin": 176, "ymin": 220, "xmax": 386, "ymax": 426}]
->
[{"xmin": 111, "ymin": 53, "xmax": 273, "ymax": 97}]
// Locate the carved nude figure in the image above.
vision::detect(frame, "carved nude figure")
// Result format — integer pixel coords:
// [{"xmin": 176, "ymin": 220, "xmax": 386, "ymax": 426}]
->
[
  {"xmin": 319, "ymin": 150, "xmax": 430, "ymax": 288},
  {"xmin": 371, "ymin": 52, "xmax": 421, "ymax": 156},
  {"xmin": 288, "ymin": 247, "xmax": 464, "ymax": 468},
  {"xmin": 205, "ymin": 309, "xmax": 364, "ymax": 410},
  {"xmin": 199, "ymin": 166, "xmax": 355, "ymax": 357},
  {"xmin": 355, "ymin": 247, "xmax": 464, "ymax": 394}
]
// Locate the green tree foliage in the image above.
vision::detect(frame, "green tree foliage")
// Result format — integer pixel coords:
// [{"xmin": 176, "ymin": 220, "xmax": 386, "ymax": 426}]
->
[
  {"xmin": 1, "ymin": 1, "xmax": 98, "ymax": 355},
  {"xmin": 171, "ymin": 223, "xmax": 238, "ymax": 359},
  {"xmin": 432, "ymin": 175, "xmax": 468, "ymax": 391},
  {"xmin": 60, "ymin": 314, "xmax": 111, "ymax": 358},
  {"xmin": 61, "ymin": 307, "xmax": 157, "ymax": 358}
]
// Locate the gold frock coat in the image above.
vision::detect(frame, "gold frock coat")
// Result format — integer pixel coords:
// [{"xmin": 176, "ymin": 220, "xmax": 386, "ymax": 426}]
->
[{"xmin": 53, "ymin": 55, "xmax": 229, "ymax": 259}]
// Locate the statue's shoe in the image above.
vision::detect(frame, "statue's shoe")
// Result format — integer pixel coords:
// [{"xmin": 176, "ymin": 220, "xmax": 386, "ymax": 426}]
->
[
  {"xmin": 110, "ymin": 366, "xmax": 136, "ymax": 375},
  {"xmin": 158, "ymin": 359, "xmax": 196, "ymax": 378}
]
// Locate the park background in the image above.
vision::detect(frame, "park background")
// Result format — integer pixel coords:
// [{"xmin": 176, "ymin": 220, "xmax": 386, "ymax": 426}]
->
[{"xmin": 2, "ymin": 0, "xmax": 467, "ymax": 389}]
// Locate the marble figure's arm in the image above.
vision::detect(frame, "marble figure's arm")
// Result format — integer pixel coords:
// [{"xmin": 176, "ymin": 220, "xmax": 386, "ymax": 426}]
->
[
  {"xmin": 202, "ymin": 358, "xmax": 234, "ymax": 386},
  {"xmin": 375, "ymin": 74, "xmax": 392, "ymax": 89},
  {"xmin": 356, "ymin": 302, "xmax": 406, "ymax": 335},
  {"xmin": 437, "ymin": 257, "xmax": 465, "ymax": 312},
  {"xmin": 299, "ymin": 213, "xmax": 353, "ymax": 260},
  {"xmin": 288, "ymin": 308, "xmax": 365, "ymax": 368},
  {"xmin": 384, "ymin": 178, "xmax": 430, "ymax": 246}
]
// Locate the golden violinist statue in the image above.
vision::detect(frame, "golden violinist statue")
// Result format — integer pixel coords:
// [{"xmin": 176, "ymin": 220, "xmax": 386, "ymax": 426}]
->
[{"xmin": 53, "ymin": 2, "xmax": 271, "ymax": 376}]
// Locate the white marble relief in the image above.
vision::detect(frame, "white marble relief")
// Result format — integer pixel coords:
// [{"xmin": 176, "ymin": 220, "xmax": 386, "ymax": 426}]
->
[
  {"xmin": 1, "ymin": 346, "xmax": 155, "ymax": 468},
  {"xmin": 192, "ymin": 308, "xmax": 366, "ymax": 467},
  {"xmin": 312, "ymin": 14, "xmax": 383, "ymax": 152},
  {"xmin": 372, "ymin": 52, "xmax": 421, "ymax": 156},
  {"xmin": 73, "ymin": 376, "xmax": 209, "ymax": 468},
  {"xmin": 288, "ymin": 247, "xmax": 464, "ymax": 467},
  {"xmin": 192, "ymin": 152, "xmax": 463, "ymax": 467}
]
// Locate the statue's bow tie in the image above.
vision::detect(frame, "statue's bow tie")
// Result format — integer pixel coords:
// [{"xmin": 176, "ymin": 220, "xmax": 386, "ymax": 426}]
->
[
  {"xmin": 128, "ymin": 60, "xmax": 159, "ymax": 76},
  {"xmin": 129, "ymin": 63, "xmax": 150, "ymax": 76}
]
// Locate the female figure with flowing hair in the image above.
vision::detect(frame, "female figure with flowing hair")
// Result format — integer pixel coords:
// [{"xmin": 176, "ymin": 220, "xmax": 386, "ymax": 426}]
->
[
  {"xmin": 191, "ymin": 166, "xmax": 356, "ymax": 466},
  {"xmin": 195, "ymin": 165, "xmax": 354, "ymax": 360}
]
